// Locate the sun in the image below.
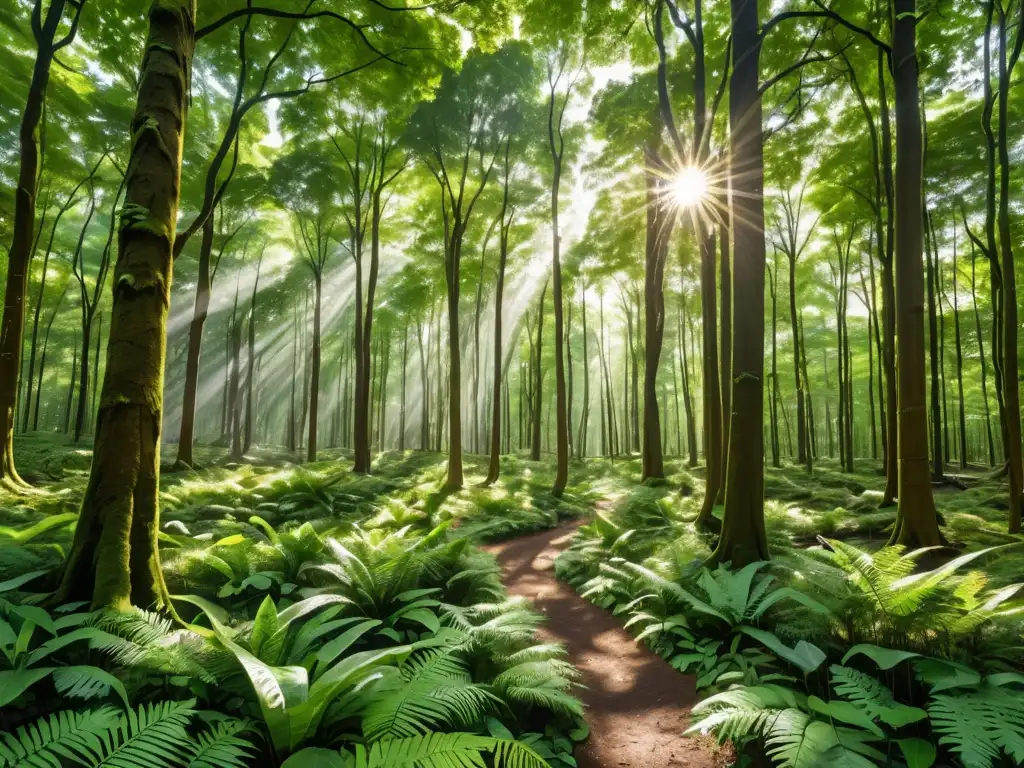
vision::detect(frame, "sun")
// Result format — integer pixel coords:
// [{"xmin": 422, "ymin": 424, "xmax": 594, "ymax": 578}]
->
[{"xmin": 669, "ymin": 166, "xmax": 709, "ymax": 208}]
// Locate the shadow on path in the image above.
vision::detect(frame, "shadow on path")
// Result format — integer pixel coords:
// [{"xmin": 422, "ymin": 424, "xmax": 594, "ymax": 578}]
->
[{"xmin": 486, "ymin": 522, "xmax": 729, "ymax": 768}]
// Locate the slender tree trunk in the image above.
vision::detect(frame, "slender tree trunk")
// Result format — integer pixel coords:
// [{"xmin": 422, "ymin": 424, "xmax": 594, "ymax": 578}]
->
[
  {"xmin": 0, "ymin": 0, "xmax": 72, "ymax": 485},
  {"xmin": 244, "ymin": 260, "xmax": 261, "ymax": 454},
  {"xmin": 709, "ymin": 0, "xmax": 769, "ymax": 567},
  {"xmin": 800, "ymin": 312, "xmax": 815, "ymax": 467},
  {"xmin": 530, "ymin": 279, "xmax": 548, "ymax": 461},
  {"xmin": 878, "ymin": 49, "xmax": 900, "ymax": 506},
  {"xmin": 63, "ymin": 333, "xmax": 78, "ymax": 436},
  {"xmin": 995, "ymin": 4, "xmax": 1022, "ymax": 532},
  {"xmin": 889, "ymin": 0, "xmax": 944, "ymax": 546},
  {"xmin": 925, "ymin": 213, "xmax": 943, "ymax": 480},
  {"xmin": 970, "ymin": 246, "xmax": 996, "ymax": 466},
  {"xmin": 641, "ymin": 149, "xmax": 673, "ymax": 480},
  {"xmin": 577, "ymin": 283, "xmax": 591, "ymax": 458},
  {"xmin": 717, "ymin": 213, "xmax": 732, "ymax": 502},
  {"xmin": 697, "ymin": 230, "xmax": 722, "ymax": 529},
  {"xmin": 89, "ymin": 312, "xmax": 102, "ymax": 434},
  {"xmin": 769, "ymin": 262, "xmax": 780, "ymax": 467},
  {"xmin": 680, "ymin": 303, "xmax": 698, "ymax": 466},
  {"xmin": 951, "ymin": 233, "xmax": 967, "ymax": 470},
  {"xmin": 444, "ymin": 226, "xmax": 465, "ymax": 487},
  {"xmin": 399, "ymin": 322, "xmax": 407, "ymax": 451},
  {"xmin": 307, "ymin": 274, "xmax": 322, "ymax": 462},
  {"xmin": 56, "ymin": 0, "xmax": 195, "ymax": 610},
  {"xmin": 34, "ymin": 285, "xmax": 65, "ymax": 431}
]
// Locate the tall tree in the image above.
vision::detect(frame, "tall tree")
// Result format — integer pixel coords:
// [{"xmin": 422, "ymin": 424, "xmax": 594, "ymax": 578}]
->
[{"xmin": 0, "ymin": 0, "xmax": 86, "ymax": 486}]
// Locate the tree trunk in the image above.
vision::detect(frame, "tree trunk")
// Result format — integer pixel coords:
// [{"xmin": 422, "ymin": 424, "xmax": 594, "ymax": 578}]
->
[
  {"xmin": 0, "ymin": 0, "xmax": 72, "ymax": 485},
  {"xmin": 577, "ymin": 283, "xmax": 591, "ymax": 458},
  {"xmin": 889, "ymin": 0, "xmax": 944, "ymax": 546},
  {"xmin": 995, "ymin": 3, "xmax": 1022, "ymax": 532},
  {"xmin": 680, "ymin": 302, "xmax": 698, "ymax": 467},
  {"xmin": 696, "ymin": 228, "xmax": 722, "ymax": 529},
  {"xmin": 878, "ymin": 48, "xmax": 900, "ymax": 506},
  {"xmin": 56, "ymin": 0, "xmax": 195, "ymax": 610},
  {"xmin": 63, "ymin": 332, "xmax": 78, "ymax": 436},
  {"xmin": 717, "ymin": 212, "xmax": 732, "ymax": 502},
  {"xmin": 709, "ymin": 0, "xmax": 769, "ymax": 567},
  {"xmin": 970, "ymin": 245, "xmax": 996, "ymax": 466},
  {"xmin": 769, "ymin": 261, "xmax": 780, "ymax": 467},
  {"xmin": 641, "ymin": 149, "xmax": 673, "ymax": 480},
  {"xmin": 951, "ymin": 233, "xmax": 967, "ymax": 470},
  {"xmin": 925, "ymin": 212, "xmax": 943, "ymax": 480},
  {"xmin": 34, "ymin": 285, "xmax": 66, "ymax": 431},
  {"xmin": 229, "ymin": 294, "xmax": 242, "ymax": 461},
  {"xmin": 530, "ymin": 279, "xmax": 547, "ymax": 461},
  {"xmin": 175, "ymin": 216, "xmax": 214, "ymax": 466},
  {"xmin": 244, "ymin": 258, "xmax": 261, "ymax": 454}
]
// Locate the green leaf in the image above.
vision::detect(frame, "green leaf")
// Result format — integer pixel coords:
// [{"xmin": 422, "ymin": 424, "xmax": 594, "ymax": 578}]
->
[
  {"xmin": 741, "ymin": 626, "xmax": 826, "ymax": 675},
  {"xmin": 251, "ymin": 596, "xmax": 280, "ymax": 658},
  {"xmin": 314, "ymin": 619, "xmax": 382, "ymax": 673},
  {"xmin": 0, "ymin": 668, "xmax": 53, "ymax": 707},
  {"xmin": 52, "ymin": 665, "xmax": 130, "ymax": 708},
  {"xmin": 897, "ymin": 738, "xmax": 936, "ymax": 768},
  {"xmin": 808, "ymin": 695, "xmax": 884, "ymax": 737},
  {"xmin": 399, "ymin": 608, "xmax": 440, "ymax": 634},
  {"xmin": 841, "ymin": 644, "xmax": 920, "ymax": 670}
]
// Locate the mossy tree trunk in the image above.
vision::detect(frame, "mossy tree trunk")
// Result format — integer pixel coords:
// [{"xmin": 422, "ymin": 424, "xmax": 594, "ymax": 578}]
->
[{"xmin": 56, "ymin": 0, "xmax": 196, "ymax": 611}]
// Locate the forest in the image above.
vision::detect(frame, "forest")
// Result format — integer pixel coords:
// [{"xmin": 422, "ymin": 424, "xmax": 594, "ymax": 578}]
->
[{"xmin": 0, "ymin": 0, "xmax": 1023, "ymax": 766}]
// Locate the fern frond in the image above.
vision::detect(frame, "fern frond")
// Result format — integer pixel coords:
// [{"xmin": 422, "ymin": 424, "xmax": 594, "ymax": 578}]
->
[
  {"xmin": 0, "ymin": 706, "xmax": 120, "ymax": 768},
  {"xmin": 101, "ymin": 699, "xmax": 197, "ymax": 768},
  {"xmin": 187, "ymin": 718, "xmax": 256, "ymax": 768},
  {"xmin": 359, "ymin": 732, "xmax": 548, "ymax": 768}
]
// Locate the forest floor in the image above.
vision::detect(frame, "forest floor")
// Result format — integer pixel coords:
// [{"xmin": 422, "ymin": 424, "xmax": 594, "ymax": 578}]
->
[
  {"xmin": 487, "ymin": 519, "xmax": 729, "ymax": 768},
  {"xmin": 2, "ymin": 433, "xmax": 1022, "ymax": 766}
]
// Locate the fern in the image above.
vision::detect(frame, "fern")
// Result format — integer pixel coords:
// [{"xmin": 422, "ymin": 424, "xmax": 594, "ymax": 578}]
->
[
  {"xmin": 187, "ymin": 718, "xmax": 256, "ymax": 768},
  {"xmin": 928, "ymin": 682, "xmax": 1024, "ymax": 767},
  {"xmin": 0, "ymin": 706, "xmax": 120, "ymax": 768},
  {"xmin": 354, "ymin": 732, "xmax": 549, "ymax": 768},
  {"xmin": 99, "ymin": 699, "xmax": 198, "ymax": 767},
  {"xmin": 361, "ymin": 647, "xmax": 500, "ymax": 741}
]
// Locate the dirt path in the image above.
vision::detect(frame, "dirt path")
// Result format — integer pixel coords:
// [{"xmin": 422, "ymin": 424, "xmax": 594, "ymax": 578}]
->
[{"xmin": 486, "ymin": 522, "xmax": 729, "ymax": 768}]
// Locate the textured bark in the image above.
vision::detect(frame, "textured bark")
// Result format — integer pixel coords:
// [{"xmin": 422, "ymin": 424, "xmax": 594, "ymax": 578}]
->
[
  {"xmin": 717, "ymin": 211, "xmax": 732, "ymax": 502},
  {"xmin": 56, "ymin": 0, "xmax": 195, "ymax": 611},
  {"xmin": 889, "ymin": 0, "xmax": 944, "ymax": 547},
  {"xmin": 709, "ymin": 0, "xmax": 769, "ymax": 567}
]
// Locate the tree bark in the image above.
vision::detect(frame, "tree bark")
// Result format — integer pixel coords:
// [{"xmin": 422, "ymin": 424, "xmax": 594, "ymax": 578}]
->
[
  {"xmin": 56, "ymin": 0, "xmax": 195, "ymax": 611},
  {"xmin": 889, "ymin": 0, "xmax": 944, "ymax": 547},
  {"xmin": 709, "ymin": 0, "xmax": 769, "ymax": 567}
]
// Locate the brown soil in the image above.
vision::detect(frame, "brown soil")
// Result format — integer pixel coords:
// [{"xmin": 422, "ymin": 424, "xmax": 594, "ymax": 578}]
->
[{"xmin": 486, "ymin": 521, "xmax": 731, "ymax": 768}]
